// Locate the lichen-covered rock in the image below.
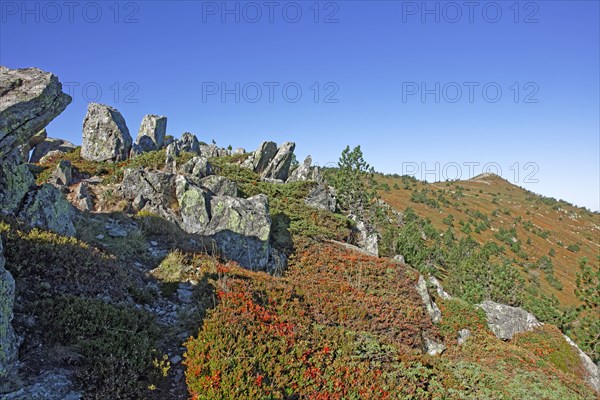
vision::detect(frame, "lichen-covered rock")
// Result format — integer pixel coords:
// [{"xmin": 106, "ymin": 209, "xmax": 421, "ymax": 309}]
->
[
  {"xmin": 199, "ymin": 175, "xmax": 237, "ymax": 197},
  {"xmin": 177, "ymin": 132, "xmax": 200, "ymax": 154},
  {"xmin": 261, "ymin": 142, "xmax": 295, "ymax": 181},
  {"xmin": 205, "ymin": 194, "xmax": 271, "ymax": 271},
  {"xmin": 305, "ymin": 184, "xmax": 336, "ymax": 212},
  {"xmin": 70, "ymin": 182, "xmax": 93, "ymax": 211},
  {"xmin": 242, "ymin": 141, "xmax": 277, "ymax": 172},
  {"xmin": 428, "ymin": 276, "xmax": 452, "ymax": 300},
  {"xmin": 180, "ymin": 156, "xmax": 212, "ymax": 178},
  {"xmin": 351, "ymin": 217, "xmax": 378, "ymax": 257},
  {"xmin": 20, "ymin": 128, "xmax": 47, "ymax": 160},
  {"xmin": 17, "ymin": 184, "xmax": 77, "ymax": 236},
  {"xmin": 287, "ymin": 155, "xmax": 312, "ymax": 182},
  {"xmin": 175, "ymin": 176, "xmax": 210, "ymax": 234},
  {"xmin": 199, "ymin": 143, "xmax": 229, "ymax": 158},
  {"xmin": 563, "ymin": 334, "xmax": 600, "ymax": 393},
  {"xmin": 30, "ymin": 138, "xmax": 76, "ymax": 163},
  {"xmin": 131, "ymin": 136, "xmax": 157, "ymax": 156},
  {"xmin": 81, "ymin": 103, "xmax": 132, "ymax": 162},
  {"xmin": 120, "ymin": 168, "xmax": 176, "ymax": 210},
  {"xmin": 478, "ymin": 301, "xmax": 542, "ymax": 340},
  {"xmin": 137, "ymin": 114, "xmax": 167, "ymax": 149},
  {"xmin": 0, "ymin": 239, "xmax": 17, "ymax": 387},
  {"xmin": 0, "ymin": 66, "xmax": 72, "ymax": 159},
  {"xmin": 49, "ymin": 160, "xmax": 74, "ymax": 187},
  {"xmin": 416, "ymin": 275, "xmax": 442, "ymax": 324},
  {"xmin": 0, "ymin": 149, "xmax": 35, "ymax": 214}
]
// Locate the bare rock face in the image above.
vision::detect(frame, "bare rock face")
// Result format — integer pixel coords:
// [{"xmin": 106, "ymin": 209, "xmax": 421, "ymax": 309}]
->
[
  {"xmin": 563, "ymin": 335, "xmax": 600, "ymax": 393},
  {"xmin": 0, "ymin": 66, "xmax": 72, "ymax": 159},
  {"xmin": 242, "ymin": 141, "xmax": 277, "ymax": 172},
  {"xmin": 478, "ymin": 301, "xmax": 542, "ymax": 340},
  {"xmin": 0, "ymin": 148, "xmax": 35, "ymax": 214},
  {"xmin": 179, "ymin": 156, "xmax": 213, "ymax": 178},
  {"xmin": 287, "ymin": 155, "xmax": 312, "ymax": 182},
  {"xmin": 81, "ymin": 103, "xmax": 132, "ymax": 162},
  {"xmin": 0, "ymin": 239, "xmax": 17, "ymax": 389},
  {"xmin": 175, "ymin": 176, "xmax": 211, "ymax": 234},
  {"xmin": 305, "ymin": 184, "xmax": 336, "ymax": 213},
  {"xmin": 177, "ymin": 132, "xmax": 200, "ymax": 154},
  {"xmin": 137, "ymin": 114, "xmax": 167, "ymax": 150},
  {"xmin": 30, "ymin": 137, "xmax": 76, "ymax": 163},
  {"xmin": 261, "ymin": 142, "xmax": 296, "ymax": 181},
  {"xmin": 199, "ymin": 175, "xmax": 237, "ymax": 197},
  {"xmin": 120, "ymin": 168, "xmax": 176, "ymax": 212}
]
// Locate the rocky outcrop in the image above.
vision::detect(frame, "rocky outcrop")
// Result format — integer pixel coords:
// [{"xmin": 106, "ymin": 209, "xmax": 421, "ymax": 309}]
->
[
  {"xmin": 242, "ymin": 141, "xmax": 277, "ymax": 173},
  {"xmin": 180, "ymin": 156, "xmax": 212, "ymax": 178},
  {"xmin": 205, "ymin": 194, "xmax": 271, "ymax": 271},
  {"xmin": 0, "ymin": 66, "xmax": 72, "ymax": 159},
  {"xmin": 199, "ymin": 143, "xmax": 229, "ymax": 158},
  {"xmin": 49, "ymin": 160, "xmax": 75, "ymax": 187},
  {"xmin": 0, "ymin": 149, "xmax": 35, "ymax": 214},
  {"xmin": 416, "ymin": 275, "xmax": 442, "ymax": 324},
  {"xmin": 478, "ymin": 301, "xmax": 542, "ymax": 340},
  {"xmin": 177, "ymin": 132, "xmax": 200, "ymax": 154},
  {"xmin": 563, "ymin": 335, "xmax": 600, "ymax": 393},
  {"xmin": 287, "ymin": 155, "xmax": 312, "ymax": 182},
  {"xmin": 19, "ymin": 129, "xmax": 47, "ymax": 160},
  {"xmin": 70, "ymin": 182, "xmax": 93, "ymax": 211},
  {"xmin": 305, "ymin": 184, "xmax": 336, "ymax": 212},
  {"xmin": 81, "ymin": 103, "xmax": 132, "ymax": 162},
  {"xmin": 261, "ymin": 142, "xmax": 295, "ymax": 181},
  {"xmin": 351, "ymin": 217, "xmax": 379, "ymax": 257},
  {"xmin": 137, "ymin": 114, "xmax": 167, "ymax": 150},
  {"xmin": 0, "ymin": 239, "xmax": 17, "ymax": 388},
  {"xmin": 428, "ymin": 276, "xmax": 451, "ymax": 300},
  {"xmin": 120, "ymin": 168, "xmax": 176, "ymax": 214},
  {"xmin": 2, "ymin": 368, "xmax": 81, "ymax": 399},
  {"xmin": 18, "ymin": 184, "xmax": 77, "ymax": 236},
  {"xmin": 30, "ymin": 137, "xmax": 76, "ymax": 163},
  {"xmin": 199, "ymin": 175, "xmax": 237, "ymax": 197}
]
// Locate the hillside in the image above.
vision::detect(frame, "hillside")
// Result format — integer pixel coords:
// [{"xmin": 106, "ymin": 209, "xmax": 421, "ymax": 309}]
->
[{"xmin": 1, "ymin": 66, "xmax": 599, "ymax": 399}]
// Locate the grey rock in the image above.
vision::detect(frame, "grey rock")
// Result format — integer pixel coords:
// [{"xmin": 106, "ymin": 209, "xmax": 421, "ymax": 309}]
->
[
  {"xmin": 393, "ymin": 254, "xmax": 405, "ymax": 264},
  {"xmin": 305, "ymin": 184, "xmax": 336, "ymax": 213},
  {"xmin": 199, "ymin": 175, "xmax": 237, "ymax": 197},
  {"xmin": 132, "ymin": 135, "xmax": 157, "ymax": 155},
  {"xmin": 416, "ymin": 275, "xmax": 442, "ymax": 324},
  {"xmin": 423, "ymin": 336, "xmax": 446, "ymax": 356},
  {"xmin": 2, "ymin": 368, "xmax": 81, "ymax": 399},
  {"xmin": 18, "ymin": 184, "xmax": 76, "ymax": 236},
  {"xmin": 81, "ymin": 103, "xmax": 132, "ymax": 162},
  {"xmin": 49, "ymin": 160, "xmax": 74, "ymax": 186},
  {"xmin": 165, "ymin": 142, "xmax": 178, "ymax": 173},
  {"xmin": 0, "ymin": 239, "xmax": 17, "ymax": 387},
  {"xmin": 0, "ymin": 149, "xmax": 35, "ymax": 214},
  {"xmin": 175, "ymin": 176, "xmax": 210, "ymax": 234},
  {"xmin": 563, "ymin": 334, "xmax": 600, "ymax": 393},
  {"xmin": 137, "ymin": 114, "xmax": 167, "ymax": 149},
  {"xmin": 351, "ymin": 217, "xmax": 379, "ymax": 257},
  {"xmin": 20, "ymin": 129, "xmax": 47, "ymax": 160},
  {"xmin": 233, "ymin": 148, "xmax": 246, "ymax": 155},
  {"xmin": 478, "ymin": 301, "xmax": 542, "ymax": 340},
  {"xmin": 177, "ymin": 132, "xmax": 200, "ymax": 154},
  {"xmin": 107, "ymin": 226, "xmax": 128, "ymax": 238},
  {"xmin": 71, "ymin": 182, "xmax": 93, "ymax": 211},
  {"xmin": 205, "ymin": 194, "xmax": 271, "ymax": 271},
  {"xmin": 121, "ymin": 168, "xmax": 176, "ymax": 210},
  {"xmin": 457, "ymin": 329, "xmax": 471, "ymax": 346},
  {"xmin": 0, "ymin": 66, "xmax": 72, "ymax": 159},
  {"xmin": 242, "ymin": 141, "xmax": 277, "ymax": 172},
  {"xmin": 428, "ymin": 276, "xmax": 451, "ymax": 300},
  {"xmin": 199, "ymin": 143, "xmax": 229, "ymax": 158},
  {"xmin": 30, "ymin": 137, "xmax": 76, "ymax": 163},
  {"xmin": 261, "ymin": 142, "xmax": 295, "ymax": 181},
  {"xmin": 180, "ymin": 156, "xmax": 212, "ymax": 178},
  {"xmin": 287, "ymin": 155, "xmax": 312, "ymax": 182}
]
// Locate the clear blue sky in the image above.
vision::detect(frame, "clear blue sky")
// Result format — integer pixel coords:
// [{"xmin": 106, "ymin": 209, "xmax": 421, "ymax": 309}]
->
[{"xmin": 1, "ymin": 1, "xmax": 598, "ymax": 210}]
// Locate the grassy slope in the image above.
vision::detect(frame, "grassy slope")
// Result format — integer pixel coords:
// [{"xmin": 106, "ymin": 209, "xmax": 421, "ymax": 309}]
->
[{"xmin": 376, "ymin": 173, "xmax": 599, "ymax": 307}]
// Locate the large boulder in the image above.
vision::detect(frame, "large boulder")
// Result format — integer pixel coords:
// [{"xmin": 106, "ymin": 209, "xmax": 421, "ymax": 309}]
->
[
  {"xmin": 416, "ymin": 275, "xmax": 442, "ymax": 324},
  {"xmin": 81, "ymin": 103, "xmax": 132, "ymax": 162},
  {"xmin": 199, "ymin": 143, "xmax": 229, "ymax": 158},
  {"xmin": 199, "ymin": 175, "xmax": 237, "ymax": 197},
  {"xmin": 30, "ymin": 137, "xmax": 76, "ymax": 163},
  {"xmin": 0, "ymin": 66, "xmax": 72, "ymax": 159},
  {"xmin": 478, "ymin": 301, "xmax": 542, "ymax": 340},
  {"xmin": 175, "ymin": 176, "xmax": 211, "ymax": 234},
  {"xmin": 179, "ymin": 156, "xmax": 212, "ymax": 178},
  {"xmin": 0, "ymin": 239, "xmax": 17, "ymax": 388},
  {"xmin": 137, "ymin": 114, "xmax": 167, "ymax": 150},
  {"xmin": 0, "ymin": 149, "xmax": 35, "ymax": 214},
  {"xmin": 177, "ymin": 132, "xmax": 200, "ymax": 154},
  {"xmin": 205, "ymin": 194, "xmax": 271, "ymax": 271},
  {"xmin": 287, "ymin": 155, "xmax": 312, "ymax": 182},
  {"xmin": 261, "ymin": 142, "xmax": 295, "ymax": 181},
  {"xmin": 305, "ymin": 184, "xmax": 336, "ymax": 213},
  {"xmin": 17, "ymin": 184, "xmax": 77, "ymax": 236},
  {"xmin": 242, "ymin": 141, "xmax": 277, "ymax": 172},
  {"xmin": 20, "ymin": 128, "xmax": 47, "ymax": 160},
  {"xmin": 351, "ymin": 217, "xmax": 379, "ymax": 257},
  {"xmin": 120, "ymin": 168, "xmax": 176, "ymax": 211}
]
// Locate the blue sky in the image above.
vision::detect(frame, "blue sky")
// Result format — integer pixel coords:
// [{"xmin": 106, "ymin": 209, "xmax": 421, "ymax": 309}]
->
[{"xmin": 1, "ymin": 1, "xmax": 598, "ymax": 210}]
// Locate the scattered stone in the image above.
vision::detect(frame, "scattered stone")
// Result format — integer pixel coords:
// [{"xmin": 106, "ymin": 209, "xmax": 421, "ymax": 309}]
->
[
  {"xmin": 393, "ymin": 254, "xmax": 405, "ymax": 264},
  {"xmin": 423, "ymin": 336, "xmax": 446, "ymax": 356},
  {"xmin": 95, "ymin": 234, "xmax": 105, "ymax": 240},
  {"xmin": 457, "ymin": 329, "xmax": 471, "ymax": 346},
  {"xmin": 428, "ymin": 276, "xmax": 452, "ymax": 300},
  {"xmin": 478, "ymin": 301, "xmax": 542, "ymax": 340},
  {"xmin": 261, "ymin": 141, "xmax": 295, "ymax": 181},
  {"xmin": 137, "ymin": 114, "xmax": 167, "ymax": 149},
  {"xmin": 18, "ymin": 184, "xmax": 76, "ymax": 237},
  {"xmin": 170, "ymin": 355, "xmax": 183, "ymax": 365},
  {"xmin": 416, "ymin": 275, "xmax": 442, "ymax": 324},
  {"xmin": 150, "ymin": 241, "xmax": 158, "ymax": 246},
  {"xmin": 107, "ymin": 226, "xmax": 128, "ymax": 238},
  {"xmin": 199, "ymin": 143, "xmax": 229, "ymax": 158},
  {"xmin": 2, "ymin": 368, "xmax": 81, "ymax": 400},
  {"xmin": 30, "ymin": 138, "xmax": 76, "ymax": 163},
  {"xmin": 81, "ymin": 103, "xmax": 132, "ymax": 162},
  {"xmin": 0, "ymin": 66, "xmax": 72, "ymax": 159}
]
